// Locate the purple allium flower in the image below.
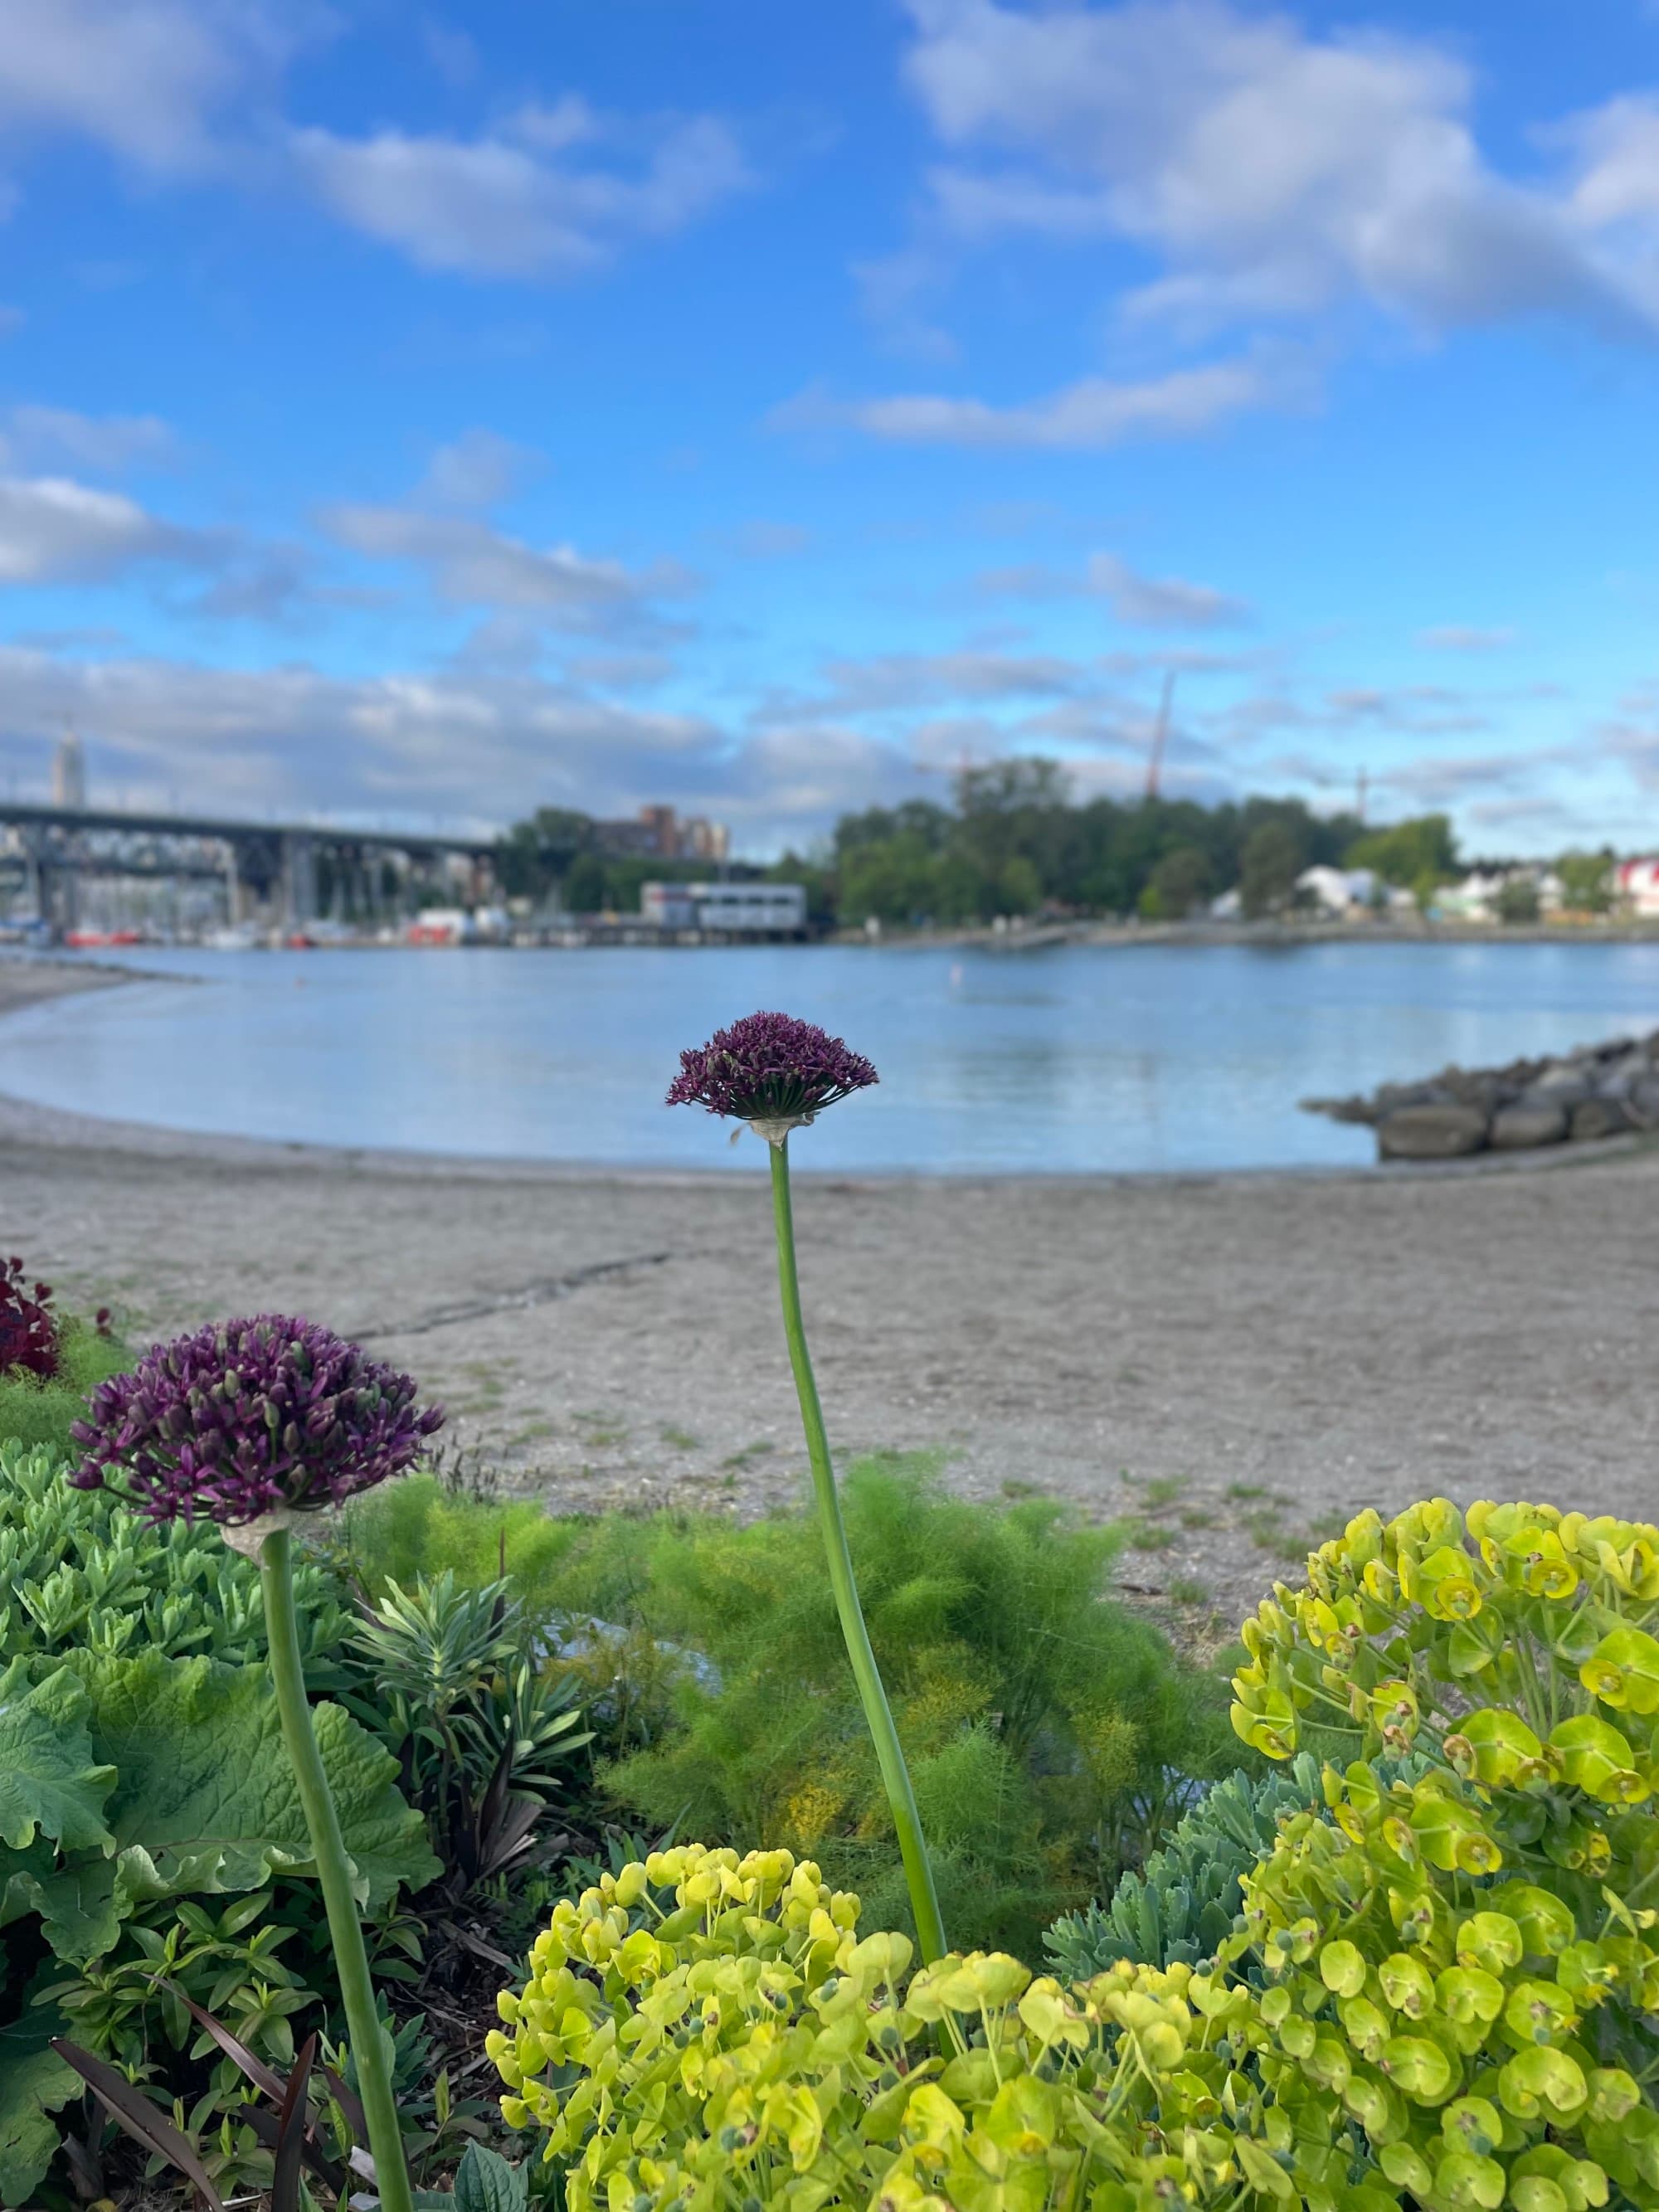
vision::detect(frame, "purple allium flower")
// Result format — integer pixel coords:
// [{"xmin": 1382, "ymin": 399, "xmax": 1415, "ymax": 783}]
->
[
  {"xmin": 666, "ymin": 1010, "xmax": 878, "ymax": 1127},
  {"xmin": 68, "ymin": 1315, "xmax": 444, "ymax": 1527}
]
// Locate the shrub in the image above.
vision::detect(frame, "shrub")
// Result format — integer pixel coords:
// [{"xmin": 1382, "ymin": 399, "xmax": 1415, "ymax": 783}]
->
[
  {"xmin": 1044, "ymin": 1755, "xmax": 1325, "ymax": 1978},
  {"xmin": 489, "ymin": 1845, "xmax": 1301, "ymax": 2212},
  {"xmin": 1228, "ymin": 1496, "xmax": 1659, "ymax": 2205},
  {"xmin": 0, "ymin": 1438, "xmax": 348, "ymax": 1675},
  {"xmin": 0, "ymin": 1646, "xmax": 437, "ymax": 2204},
  {"xmin": 489, "ymin": 1500, "xmax": 1659, "ymax": 2212},
  {"xmin": 340, "ymin": 1570, "xmax": 591, "ymax": 1902},
  {"xmin": 348, "ymin": 1457, "xmax": 1231, "ymax": 1955}
]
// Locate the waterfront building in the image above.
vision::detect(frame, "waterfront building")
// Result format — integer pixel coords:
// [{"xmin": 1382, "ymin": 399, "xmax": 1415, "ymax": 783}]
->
[
  {"xmin": 641, "ymin": 880, "xmax": 806, "ymax": 935},
  {"xmin": 1615, "ymin": 858, "xmax": 1659, "ymax": 917}
]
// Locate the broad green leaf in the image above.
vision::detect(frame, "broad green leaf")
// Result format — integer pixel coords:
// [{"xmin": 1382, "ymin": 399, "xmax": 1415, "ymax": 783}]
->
[
  {"xmin": 0, "ymin": 1660, "xmax": 114, "ymax": 1854},
  {"xmin": 454, "ymin": 2142, "xmax": 530, "ymax": 2212},
  {"xmin": 54, "ymin": 1651, "xmax": 438, "ymax": 1928},
  {"xmin": 0, "ymin": 1996, "xmax": 77, "ymax": 2208}
]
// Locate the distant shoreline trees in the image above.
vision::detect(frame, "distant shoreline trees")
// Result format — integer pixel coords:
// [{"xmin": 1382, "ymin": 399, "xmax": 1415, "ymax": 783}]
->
[{"xmin": 500, "ymin": 769, "xmax": 1615, "ymax": 931}]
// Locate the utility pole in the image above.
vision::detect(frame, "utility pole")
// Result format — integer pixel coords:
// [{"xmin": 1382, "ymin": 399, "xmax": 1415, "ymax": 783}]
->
[{"xmin": 1145, "ymin": 671, "xmax": 1175, "ymax": 802}]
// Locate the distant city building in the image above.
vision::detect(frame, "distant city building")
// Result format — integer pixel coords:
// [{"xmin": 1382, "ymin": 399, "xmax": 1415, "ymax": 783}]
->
[
  {"xmin": 594, "ymin": 805, "xmax": 730, "ymax": 863},
  {"xmin": 1615, "ymin": 858, "xmax": 1659, "ymax": 918},
  {"xmin": 53, "ymin": 732, "xmax": 86, "ymax": 809},
  {"xmin": 642, "ymin": 880, "xmax": 806, "ymax": 935}
]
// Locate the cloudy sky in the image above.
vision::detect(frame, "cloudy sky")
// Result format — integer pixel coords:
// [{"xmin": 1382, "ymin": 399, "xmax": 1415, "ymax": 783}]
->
[{"xmin": 0, "ymin": 0, "xmax": 1657, "ymax": 854}]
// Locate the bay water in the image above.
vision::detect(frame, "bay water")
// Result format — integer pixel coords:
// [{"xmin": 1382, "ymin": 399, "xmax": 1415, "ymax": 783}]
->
[{"xmin": 4, "ymin": 940, "xmax": 1658, "ymax": 1174}]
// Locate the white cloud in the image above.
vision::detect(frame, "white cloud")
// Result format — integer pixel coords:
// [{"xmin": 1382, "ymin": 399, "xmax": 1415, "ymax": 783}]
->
[
  {"xmin": 0, "ymin": 0, "xmax": 306, "ymax": 173},
  {"xmin": 785, "ymin": 353, "xmax": 1299, "ymax": 450},
  {"xmin": 416, "ymin": 428, "xmax": 542, "ymax": 509},
  {"xmin": 813, "ymin": 648, "xmax": 1085, "ymax": 713},
  {"xmin": 289, "ymin": 108, "xmax": 751, "ymax": 278},
  {"xmin": 0, "ymin": 644, "xmax": 724, "ymax": 823},
  {"xmin": 974, "ymin": 548, "xmax": 1250, "ymax": 624},
  {"xmin": 885, "ymin": 0, "xmax": 1656, "ymax": 352},
  {"xmin": 0, "ymin": 475, "xmax": 193, "ymax": 581},
  {"xmin": 1418, "ymin": 624, "xmax": 1517, "ymax": 652},
  {"xmin": 320, "ymin": 503, "xmax": 694, "ymax": 628},
  {"xmin": 0, "ymin": 404, "xmax": 174, "ymax": 474},
  {"xmin": 1086, "ymin": 552, "xmax": 1249, "ymax": 627}
]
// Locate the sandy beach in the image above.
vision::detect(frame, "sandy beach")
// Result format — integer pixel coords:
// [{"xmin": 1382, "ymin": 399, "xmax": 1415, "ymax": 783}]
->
[{"xmin": 4, "ymin": 955, "xmax": 1656, "ymax": 1629}]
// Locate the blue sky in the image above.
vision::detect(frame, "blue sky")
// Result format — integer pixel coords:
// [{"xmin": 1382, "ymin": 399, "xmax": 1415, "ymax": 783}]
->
[{"xmin": 0, "ymin": 0, "xmax": 1657, "ymax": 858}]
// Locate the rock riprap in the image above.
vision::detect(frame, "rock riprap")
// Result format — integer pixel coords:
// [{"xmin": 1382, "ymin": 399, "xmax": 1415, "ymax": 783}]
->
[{"xmin": 1306, "ymin": 1031, "xmax": 1659, "ymax": 1160}]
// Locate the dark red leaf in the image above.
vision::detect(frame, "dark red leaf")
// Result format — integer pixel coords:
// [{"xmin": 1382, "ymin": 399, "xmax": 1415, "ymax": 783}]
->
[{"xmin": 51, "ymin": 2039, "xmax": 227, "ymax": 2212}]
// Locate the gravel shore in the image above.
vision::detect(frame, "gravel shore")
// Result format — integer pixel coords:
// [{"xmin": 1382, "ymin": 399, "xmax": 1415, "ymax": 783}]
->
[{"xmin": 4, "ymin": 955, "xmax": 1656, "ymax": 1633}]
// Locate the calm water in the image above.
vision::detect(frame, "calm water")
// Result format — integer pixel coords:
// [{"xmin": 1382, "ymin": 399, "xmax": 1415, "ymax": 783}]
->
[{"xmin": 4, "ymin": 941, "xmax": 1659, "ymax": 1175}]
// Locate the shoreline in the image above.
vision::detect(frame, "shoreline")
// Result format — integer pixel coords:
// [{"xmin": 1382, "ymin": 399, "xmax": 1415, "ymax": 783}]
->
[{"xmin": 6, "ymin": 947, "xmax": 1659, "ymax": 1629}]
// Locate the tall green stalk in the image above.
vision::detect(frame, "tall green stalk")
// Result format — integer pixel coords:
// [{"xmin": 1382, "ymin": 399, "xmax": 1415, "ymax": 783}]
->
[
  {"xmin": 767, "ymin": 1134, "xmax": 947, "ymax": 1963},
  {"xmin": 259, "ymin": 1525, "xmax": 414, "ymax": 2212}
]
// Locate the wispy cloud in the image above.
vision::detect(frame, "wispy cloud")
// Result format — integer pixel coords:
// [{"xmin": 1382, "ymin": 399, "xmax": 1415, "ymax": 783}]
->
[
  {"xmin": 319, "ymin": 501, "xmax": 697, "ymax": 631},
  {"xmin": 776, "ymin": 353, "xmax": 1303, "ymax": 451},
  {"xmin": 289, "ymin": 105, "xmax": 752, "ymax": 279},
  {"xmin": 1418, "ymin": 625, "xmax": 1518, "ymax": 652}
]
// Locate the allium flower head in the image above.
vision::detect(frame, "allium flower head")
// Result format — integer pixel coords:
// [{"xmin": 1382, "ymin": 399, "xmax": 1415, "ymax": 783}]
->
[
  {"xmin": 666, "ymin": 1011, "xmax": 878, "ymax": 1131},
  {"xmin": 69, "ymin": 1315, "xmax": 443, "ymax": 1527}
]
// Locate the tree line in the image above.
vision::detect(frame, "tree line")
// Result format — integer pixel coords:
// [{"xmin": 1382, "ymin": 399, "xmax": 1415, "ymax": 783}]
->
[{"xmin": 499, "ymin": 766, "xmax": 1616, "ymax": 927}]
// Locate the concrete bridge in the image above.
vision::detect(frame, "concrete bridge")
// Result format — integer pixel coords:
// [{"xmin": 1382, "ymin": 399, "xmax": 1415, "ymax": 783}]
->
[{"xmin": 0, "ymin": 800, "xmax": 500, "ymax": 932}]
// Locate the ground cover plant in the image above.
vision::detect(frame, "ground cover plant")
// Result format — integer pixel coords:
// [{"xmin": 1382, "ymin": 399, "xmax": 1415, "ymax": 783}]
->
[
  {"xmin": 493, "ymin": 1497, "xmax": 1659, "ymax": 2212},
  {"xmin": 345, "ymin": 1456, "xmax": 1231, "ymax": 1958}
]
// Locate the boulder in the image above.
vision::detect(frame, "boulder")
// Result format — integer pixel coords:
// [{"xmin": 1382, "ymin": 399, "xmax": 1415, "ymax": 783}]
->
[
  {"xmin": 1625, "ymin": 1075, "xmax": 1659, "ymax": 1126},
  {"xmin": 1570, "ymin": 1096, "xmax": 1632, "ymax": 1141},
  {"xmin": 1377, "ymin": 1104, "xmax": 1490, "ymax": 1160},
  {"xmin": 1520, "ymin": 1077, "xmax": 1591, "ymax": 1112},
  {"xmin": 1490, "ymin": 1102, "xmax": 1569, "ymax": 1150},
  {"xmin": 1532, "ymin": 1060, "xmax": 1595, "ymax": 1094}
]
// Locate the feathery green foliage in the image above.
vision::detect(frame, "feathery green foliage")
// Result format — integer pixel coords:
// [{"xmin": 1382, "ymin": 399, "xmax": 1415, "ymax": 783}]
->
[
  {"xmin": 347, "ymin": 1456, "xmax": 1230, "ymax": 1955},
  {"xmin": 0, "ymin": 1320, "xmax": 130, "ymax": 1461}
]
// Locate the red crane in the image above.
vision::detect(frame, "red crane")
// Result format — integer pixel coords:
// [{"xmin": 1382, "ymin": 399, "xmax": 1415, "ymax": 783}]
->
[{"xmin": 1145, "ymin": 671, "xmax": 1175, "ymax": 801}]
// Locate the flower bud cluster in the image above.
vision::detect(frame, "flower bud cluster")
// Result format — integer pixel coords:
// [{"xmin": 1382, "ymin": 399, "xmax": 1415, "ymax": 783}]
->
[
  {"xmin": 1229, "ymin": 1755, "xmax": 1659, "ymax": 2212},
  {"xmin": 665, "ymin": 1011, "xmax": 878, "ymax": 1126},
  {"xmin": 1233, "ymin": 1498, "xmax": 1659, "ymax": 1811},
  {"xmin": 69, "ymin": 1315, "xmax": 443, "ymax": 1526},
  {"xmin": 489, "ymin": 1844, "xmax": 1289, "ymax": 2212}
]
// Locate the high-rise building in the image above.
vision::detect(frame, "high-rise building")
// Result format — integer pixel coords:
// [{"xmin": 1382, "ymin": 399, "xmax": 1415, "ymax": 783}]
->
[{"xmin": 53, "ymin": 731, "xmax": 86, "ymax": 809}]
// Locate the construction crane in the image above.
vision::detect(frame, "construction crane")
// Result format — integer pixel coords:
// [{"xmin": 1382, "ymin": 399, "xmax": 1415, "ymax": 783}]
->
[{"xmin": 1145, "ymin": 671, "xmax": 1175, "ymax": 802}]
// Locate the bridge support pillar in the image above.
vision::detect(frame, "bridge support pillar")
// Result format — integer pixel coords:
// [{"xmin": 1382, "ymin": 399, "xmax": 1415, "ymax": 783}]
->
[{"xmin": 280, "ymin": 833, "xmax": 318, "ymax": 930}]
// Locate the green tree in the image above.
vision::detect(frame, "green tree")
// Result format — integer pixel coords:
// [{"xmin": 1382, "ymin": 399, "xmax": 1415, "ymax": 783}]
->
[
  {"xmin": 564, "ymin": 852, "xmax": 607, "ymax": 914},
  {"xmin": 1557, "ymin": 848, "xmax": 1614, "ymax": 915},
  {"xmin": 1145, "ymin": 845, "xmax": 1211, "ymax": 919},
  {"xmin": 1238, "ymin": 821, "xmax": 1303, "ymax": 917},
  {"xmin": 1495, "ymin": 875, "xmax": 1541, "ymax": 925},
  {"xmin": 1345, "ymin": 813, "xmax": 1458, "ymax": 889}
]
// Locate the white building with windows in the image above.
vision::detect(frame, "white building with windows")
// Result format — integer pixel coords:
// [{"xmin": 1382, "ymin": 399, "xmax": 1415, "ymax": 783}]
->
[{"xmin": 641, "ymin": 881, "xmax": 807, "ymax": 935}]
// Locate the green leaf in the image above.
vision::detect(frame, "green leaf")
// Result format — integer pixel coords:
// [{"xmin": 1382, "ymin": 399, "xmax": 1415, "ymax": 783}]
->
[
  {"xmin": 62, "ymin": 1650, "xmax": 440, "ymax": 1917},
  {"xmin": 0, "ymin": 1995, "xmax": 77, "ymax": 2208},
  {"xmin": 0, "ymin": 1660, "xmax": 115, "ymax": 1854},
  {"xmin": 454, "ymin": 2142, "xmax": 529, "ymax": 2212}
]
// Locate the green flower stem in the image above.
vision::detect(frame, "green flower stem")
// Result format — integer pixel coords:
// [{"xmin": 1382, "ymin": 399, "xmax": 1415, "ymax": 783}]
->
[
  {"xmin": 767, "ymin": 1134, "xmax": 947, "ymax": 1964},
  {"xmin": 260, "ymin": 1524, "xmax": 413, "ymax": 2212}
]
